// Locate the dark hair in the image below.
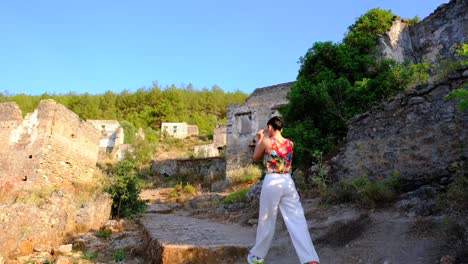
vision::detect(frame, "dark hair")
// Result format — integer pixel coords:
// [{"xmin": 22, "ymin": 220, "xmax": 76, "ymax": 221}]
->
[{"xmin": 267, "ymin": 116, "xmax": 283, "ymax": 131}]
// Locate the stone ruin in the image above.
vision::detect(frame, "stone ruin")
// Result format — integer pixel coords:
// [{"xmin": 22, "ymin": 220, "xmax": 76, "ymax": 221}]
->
[
  {"xmin": 0, "ymin": 100, "xmax": 100, "ymax": 198},
  {"xmin": 194, "ymin": 123, "xmax": 227, "ymax": 158},
  {"xmin": 225, "ymin": 82, "xmax": 293, "ymax": 179},
  {"xmin": 161, "ymin": 122, "xmax": 199, "ymax": 138},
  {"xmin": 377, "ymin": 0, "xmax": 467, "ymax": 64},
  {"xmin": 0, "ymin": 99, "xmax": 111, "ymax": 259},
  {"xmin": 87, "ymin": 119, "xmax": 126, "ymax": 161}
]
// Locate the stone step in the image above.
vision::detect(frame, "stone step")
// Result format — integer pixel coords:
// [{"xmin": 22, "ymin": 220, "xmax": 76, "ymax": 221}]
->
[
  {"xmin": 140, "ymin": 213, "xmax": 255, "ymax": 264},
  {"xmin": 146, "ymin": 204, "xmax": 175, "ymax": 214}
]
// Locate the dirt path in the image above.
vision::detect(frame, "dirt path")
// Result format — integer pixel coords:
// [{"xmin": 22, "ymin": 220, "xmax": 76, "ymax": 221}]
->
[
  {"xmin": 75, "ymin": 188, "xmax": 455, "ymax": 264},
  {"xmin": 266, "ymin": 210, "xmax": 445, "ymax": 264}
]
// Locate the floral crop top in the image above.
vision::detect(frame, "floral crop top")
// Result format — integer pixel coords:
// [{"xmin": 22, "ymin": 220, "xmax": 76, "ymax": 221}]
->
[{"xmin": 264, "ymin": 137, "xmax": 293, "ymax": 174}]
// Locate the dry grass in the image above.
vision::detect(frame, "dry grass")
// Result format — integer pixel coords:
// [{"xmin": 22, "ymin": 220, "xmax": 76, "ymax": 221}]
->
[
  {"xmin": 155, "ymin": 137, "xmax": 212, "ymax": 160},
  {"xmin": 229, "ymin": 165, "xmax": 263, "ymax": 185},
  {"xmin": 15, "ymin": 184, "xmax": 58, "ymax": 206},
  {"xmin": 73, "ymin": 170, "xmax": 108, "ymax": 206}
]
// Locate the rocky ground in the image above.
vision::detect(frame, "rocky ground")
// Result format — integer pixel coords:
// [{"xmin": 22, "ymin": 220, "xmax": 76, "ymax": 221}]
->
[{"xmin": 8, "ymin": 186, "xmax": 465, "ymax": 264}]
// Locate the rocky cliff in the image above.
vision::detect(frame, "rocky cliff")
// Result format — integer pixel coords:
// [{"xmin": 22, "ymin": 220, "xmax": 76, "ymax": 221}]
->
[
  {"xmin": 0, "ymin": 100, "xmax": 111, "ymax": 260},
  {"xmin": 332, "ymin": 0, "xmax": 468, "ymax": 186},
  {"xmin": 377, "ymin": 0, "xmax": 468, "ymax": 64},
  {"xmin": 331, "ymin": 67, "xmax": 467, "ymax": 186}
]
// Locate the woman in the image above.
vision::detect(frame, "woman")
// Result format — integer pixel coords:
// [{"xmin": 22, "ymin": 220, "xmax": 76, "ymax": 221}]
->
[{"xmin": 247, "ymin": 116, "xmax": 319, "ymax": 264}]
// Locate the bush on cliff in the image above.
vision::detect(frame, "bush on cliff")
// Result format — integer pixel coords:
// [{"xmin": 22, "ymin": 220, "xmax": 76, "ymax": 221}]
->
[
  {"xmin": 106, "ymin": 160, "xmax": 147, "ymax": 218},
  {"xmin": 447, "ymin": 43, "xmax": 468, "ymax": 111},
  {"xmin": 281, "ymin": 8, "xmax": 425, "ymax": 166},
  {"xmin": 323, "ymin": 175, "xmax": 402, "ymax": 208}
]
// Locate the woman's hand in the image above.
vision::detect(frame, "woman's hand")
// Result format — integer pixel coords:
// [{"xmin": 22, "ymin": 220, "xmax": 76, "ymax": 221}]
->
[{"xmin": 257, "ymin": 129, "xmax": 265, "ymax": 143}]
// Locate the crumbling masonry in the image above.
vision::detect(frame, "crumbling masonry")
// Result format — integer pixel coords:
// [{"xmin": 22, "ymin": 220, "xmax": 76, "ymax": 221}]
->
[
  {"xmin": 225, "ymin": 82, "xmax": 293, "ymax": 179},
  {"xmin": 0, "ymin": 99, "xmax": 100, "ymax": 199}
]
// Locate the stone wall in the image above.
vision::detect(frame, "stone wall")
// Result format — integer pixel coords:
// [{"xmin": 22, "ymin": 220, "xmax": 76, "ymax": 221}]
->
[
  {"xmin": 87, "ymin": 120, "xmax": 124, "ymax": 148},
  {"xmin": 225, "ymin": 82, "xmax": 293, "ymax": 179},
  {"xmin": 0, "ymin": 99, "xmax": 111, "ymax": 259},
  {"xmin": 88, "ymin": 119, "xmax": 125, "ymax": 161},
  {"xmin": 194, "ymin": 124, "xmax": 227, "ymax": 158},
  {"xmin": 0, "ymin": 100, "xmax": 101, "ymax": 198},
  {"xmin": 330, "ymin": 67, "xmax": 467, "ymax": 186},
  {"xmin": 151, "ymin": 157, "xmax": 226, "ymax": 187},
  {"xmin": 187, "ymin": 125, "xmax": 199, "ymax": 137},
  {"xmin": 161, "ymin": 122, "xmax": 199, "ymax": 138},
  {"xmin": 377, "ymin": 0, "xmax": 468, "ymax": 64}
]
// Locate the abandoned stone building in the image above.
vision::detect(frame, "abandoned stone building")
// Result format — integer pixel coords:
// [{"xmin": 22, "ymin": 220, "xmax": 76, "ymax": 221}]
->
[
  {"xmin": 0, "ymin": 100, "xmax": 101, "ymax": 197},
  {"xmin": 194, "ymin": 123, "xmax": 227, "ymax": 157},
  {"xmin": 161, "ymin": 122, "xmax": 199, "ymax": 138},
  {"xmin": 0, "ymin": 99, "xmax": 111, "ymax": 257},
  {"xmin": 87, "ymin": 119, "xmax": 125, "ymax": 160},
  {"xmin": 225, "ymin": 82, "xmax": 293, "ymax": 179}
]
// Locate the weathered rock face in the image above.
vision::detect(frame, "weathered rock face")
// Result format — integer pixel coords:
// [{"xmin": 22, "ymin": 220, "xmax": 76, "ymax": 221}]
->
[
  {"xmin": 331, "ymin": 67, "xmax": 467, "ymax": 186},
  {"xmin": 0, "ymin": 193, "xmax": 111, "ymax": 260},
  {"xmin": 0, "ymin": 99, "xmax": 111, "ymax": 259},
  {"xmin": 225, "ymin": 82, "xmax": 293, "ymax": 179},
  {"xmin": 151, "ymin": 157, "xmax": 226, "ymax": 188},
  {"xmin": 377, "ymin": 0, "xmax": 468, "ymax": 64},
  {"xmin": 0, "ymin": 99, "xmax": 100, "ymax": 200}
]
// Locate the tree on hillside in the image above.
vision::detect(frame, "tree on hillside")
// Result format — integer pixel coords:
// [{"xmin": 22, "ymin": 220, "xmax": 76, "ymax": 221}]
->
[
  {"xmin": 0, "ymin": 83, "xmax": 249, "ymax": 137},
  {"xmin": 281, "ymin": 8, "xmax": 421, "ymax": 167}
]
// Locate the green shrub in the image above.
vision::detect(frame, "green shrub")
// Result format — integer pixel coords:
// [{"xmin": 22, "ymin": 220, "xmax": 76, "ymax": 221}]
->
[
  {"xmin": 407, "ymin": 16, "xmax": 420, "ymax": 25},
  {"xmin": 456, "ymin": 43, "xmax": 468, "ymax": 66},
  {"xmin": 136, "ymin": 177, "xmax": 154, "ymax": 189},
  {"xmin": 323, "ymin": 180, "xmax": 358, "ymax": 204},
  {"xmin": 106, "ymin": 160, "xmax": 147, "ymax": 218},
  {"xmin": 358, "ymin": 181, "xmax": 396, "ymax": 208},
  {"xmin": 114, "ymin": 250, "xmax": 125, "ymax": 262},
  {"xmin": 447, "ymin": 87, "xmax": 468, "ymax": 111},
  {"xmin": 95, "ymin": 229, "xmax": 112, "ymax": 239},
  {"xmin": 443, "ymin": 44, "xmax": 468, "ymax": 111},
  {"xmin": 120, "ymin": 121, "xmax": 136, "ymax": 144},
  {"xmin": 323, "ymin": 175, "xmax": 402, "ymax": 208},
  {"xmin": 223, "ymin": 189, "xmax": 249, "ymax": 204},
  {"xmin": 82, "ymin": 252, "xmax": 98, "ymax": 260},
  {"xmin": 344, "ymin": 8, "xmax": 395, "ymax": 52},
  {"xmin": 438, "ymin": 175, "xmax": 468, "ymax": 212},
  {"xmin": 144, "ymin": 127, "xmax": 160, "ymax": 143},
  {"xmin": 130, "ymin": 138, "xmax": 157, "ymax": 168},
  {"xmin": 184, "ymin": 184, "xmax": 197, "ymax": 196},
  {"xmin": 168, "ymin": 189, "xmax": 180, "ymax": 198}
]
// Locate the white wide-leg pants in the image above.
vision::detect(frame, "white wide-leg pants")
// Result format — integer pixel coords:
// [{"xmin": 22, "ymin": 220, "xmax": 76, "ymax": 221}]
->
[{"xmin": 250, "ymin": 173, "xmax": 319, "ymax": 264}]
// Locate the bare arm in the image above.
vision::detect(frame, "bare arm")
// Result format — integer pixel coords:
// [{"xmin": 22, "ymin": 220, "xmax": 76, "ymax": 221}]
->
[
  {"xmin": 253, "ymin": 139, "xmax": 267, "ymax": 162},
  {"xmin": 253, "ymin": 129, "xmax": 267, "ymax": 162}
]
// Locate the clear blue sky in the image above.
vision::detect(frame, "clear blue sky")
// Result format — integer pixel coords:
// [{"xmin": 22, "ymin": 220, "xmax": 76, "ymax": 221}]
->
[{"xmin": 0, "ymin": 0, "xmax": 448, "ymax": 95}]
